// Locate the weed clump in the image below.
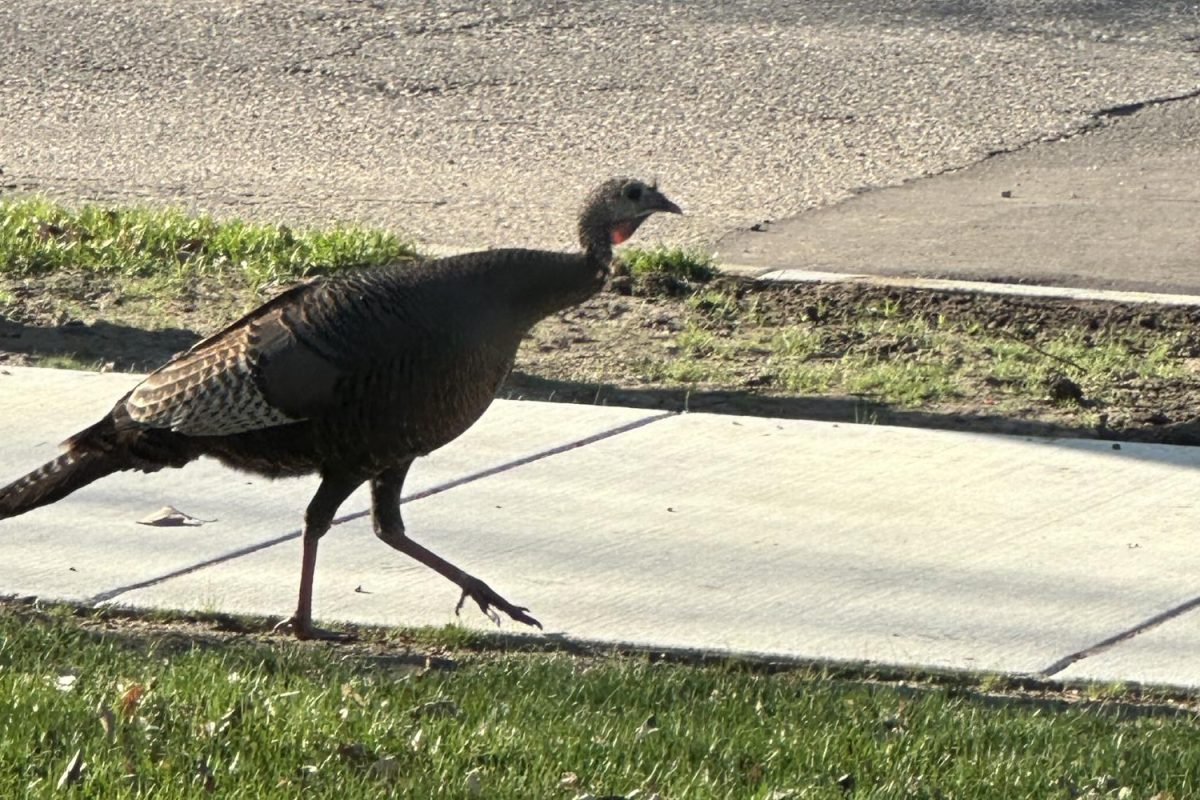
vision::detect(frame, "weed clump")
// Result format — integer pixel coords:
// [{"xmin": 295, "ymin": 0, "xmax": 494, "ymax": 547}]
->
[{"xmin": 611, "ymin": 245, "xmax": 716, "ymax": 296}]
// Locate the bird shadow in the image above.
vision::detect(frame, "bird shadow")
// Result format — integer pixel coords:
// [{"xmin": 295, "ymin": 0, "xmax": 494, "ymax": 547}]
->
[{"xmin": 0, "ymin": 316, "xmax": 198, "ymax": 372}]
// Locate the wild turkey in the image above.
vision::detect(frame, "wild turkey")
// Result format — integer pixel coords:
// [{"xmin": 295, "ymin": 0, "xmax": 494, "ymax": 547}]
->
[{"xmin": 0, "ymin": 177, "xmax": 682, "ymax": 639}]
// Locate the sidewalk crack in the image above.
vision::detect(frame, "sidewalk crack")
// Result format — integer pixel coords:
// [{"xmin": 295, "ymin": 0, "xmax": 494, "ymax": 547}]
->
[
  {"xmin": 974, "ymin": 86, "xmax": 1200, "ymax": 163},
  {"xmin": 810, "ymin": 85, "xmax": 1200, "ymax": 210},
  {"xmin": 1094, "ymin": 87, "xmax": 1200, "ymax": 119}
]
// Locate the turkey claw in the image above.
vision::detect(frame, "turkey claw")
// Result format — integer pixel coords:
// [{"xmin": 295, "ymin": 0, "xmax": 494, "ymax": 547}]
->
[{"xmin": 454, "ymin": 576, "xmax": 542, "ymax": 629}]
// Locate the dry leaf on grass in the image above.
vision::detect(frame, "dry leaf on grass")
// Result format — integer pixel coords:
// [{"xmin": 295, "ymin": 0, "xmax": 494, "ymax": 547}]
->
[
  {"xmin": 368, "ymin": 756, "xmax": 402, "ymax": 779},
  {"xmin": 119, "ymin": 683, "xmax": 146, "ymax": 719},
  {"xmin": 409, "ymin": 698, "xmax": 461, "ymax": 719},
  {"xmin": 635, "ymin": 714, "xmax": 658, "ymax": 741}
]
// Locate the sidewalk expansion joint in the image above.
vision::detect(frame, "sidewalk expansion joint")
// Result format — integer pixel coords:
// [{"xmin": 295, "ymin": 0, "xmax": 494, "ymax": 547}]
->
[
  {"xmin": 86, "ymin": 410, "xmax": 676, "ymax": 606},
  {"xmin": 1038, "ymin": 592, "xmax": 1200, "ymax": 678}
]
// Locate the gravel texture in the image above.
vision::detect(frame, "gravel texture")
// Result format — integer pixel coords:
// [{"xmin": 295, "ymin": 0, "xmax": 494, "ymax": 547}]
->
[{"xmin": 2, "ymin": 0, "xmax": 1198, "ymax": 251}]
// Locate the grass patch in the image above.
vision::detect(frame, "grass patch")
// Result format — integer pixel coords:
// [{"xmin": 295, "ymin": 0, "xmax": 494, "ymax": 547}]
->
[
  {"xmin": 3, "ymin": 606, "xmax": 1200, "ymax": 799},
  {"xmin": 978, "ymin": 331, "xmax": 1185, "ymax": 393},
  {"xmin": 0, "ymin": 197, "xmax": 415, "ymax": 287},
  {"xmin": 636, "ymin": 355, "xmax": 733, "ymax": 385},
  {"xmin": 642, "ymin": 291, "xmax": 1195, "ymax": 412},
  {"xmin": 615, "ymin": 246, "xmax": 716, "ymax": 295},
  {"xmin": 618, "ymin": 246, "xmax": 716, "ymax": 283},
  {"xmin": 629, "ymin": 302, "xmax": 1190, "ymax": 409}
]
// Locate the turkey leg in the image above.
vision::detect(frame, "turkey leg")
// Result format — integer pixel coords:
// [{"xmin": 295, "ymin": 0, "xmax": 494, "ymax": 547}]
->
[
  {"xmin": 275, "ymin": 472, "xmax": 363, "ymax": 640},
  {"xmin": 371, "ymin": 463, "xmax": 542, "ymax": 629}
]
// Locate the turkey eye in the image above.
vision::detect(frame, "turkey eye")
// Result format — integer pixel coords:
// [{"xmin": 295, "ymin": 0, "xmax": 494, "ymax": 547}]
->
[{"xmin": 624, "ymin": 184, "xmax": 642, "ymax": 201}]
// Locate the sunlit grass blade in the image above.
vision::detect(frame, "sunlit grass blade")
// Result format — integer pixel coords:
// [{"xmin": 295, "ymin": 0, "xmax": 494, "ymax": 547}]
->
[{"xmin": 0, "ymin": 197, "xmax": 416, "ymax": 287}]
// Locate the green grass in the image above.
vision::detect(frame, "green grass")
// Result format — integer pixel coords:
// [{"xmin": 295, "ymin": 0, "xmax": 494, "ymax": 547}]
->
[
  {"xmin": 616, "ymin": 246, "xmax": 716, "ymax": 294},
  {"xmin": 978, "ymin": 332, "xmax": 1185, "ymax": 393},
  {"xmin": 0, "ymin": 198, "xmax": 415, "ymax": 287},
  {"xmin": 646, "ymin": 294, "xmax": 1192, "ymax": 411},
  {"xmin": 618, "ymin": 246, "xmax": 715, "ymax": 282},
  {"xmin": 2, "ymin": 608, "xmax": 1200, "ymax": 799}
]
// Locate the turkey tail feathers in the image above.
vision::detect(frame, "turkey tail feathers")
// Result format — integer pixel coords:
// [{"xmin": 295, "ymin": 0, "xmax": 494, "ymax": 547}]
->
[{"xmin": 0, "ymin": 448, "xmax": 123, "ymax": 520}]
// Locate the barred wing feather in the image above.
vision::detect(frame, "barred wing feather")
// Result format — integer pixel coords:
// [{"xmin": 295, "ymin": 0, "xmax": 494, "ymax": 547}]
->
[{"xmin": 125, "ymin": 281, "xmax": 342, "ymax": 436}]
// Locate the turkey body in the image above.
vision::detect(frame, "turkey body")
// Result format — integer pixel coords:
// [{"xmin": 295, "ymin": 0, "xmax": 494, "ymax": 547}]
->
[
  {"xmin": 0, "ymin": 178, "xmax": 682, "ymax": 639},
  {"xmin": 153, "ymin": 250, "xmax": 593, "ymax": 480}
]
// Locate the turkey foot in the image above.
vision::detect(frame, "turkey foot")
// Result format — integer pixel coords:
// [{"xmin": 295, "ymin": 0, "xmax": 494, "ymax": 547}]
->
[
  {"xmin": 454, "ymin": 574, "xmax": 542, "ymax": 629},
  {"xmin": 273, "ymin": 615, "xmax": 354, "ymax": 642}
]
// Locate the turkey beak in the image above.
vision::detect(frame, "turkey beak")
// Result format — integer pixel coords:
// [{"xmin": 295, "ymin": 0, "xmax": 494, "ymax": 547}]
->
[{"xmin": 654, "ymin": 195, "xmax": 683, "ymax": 216}]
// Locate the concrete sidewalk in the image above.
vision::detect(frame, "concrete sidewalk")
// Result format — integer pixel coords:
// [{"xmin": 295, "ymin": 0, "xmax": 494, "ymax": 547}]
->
[{"xmin": 1, "ymin": 365, "xmax": 1198, "ymax": 688}]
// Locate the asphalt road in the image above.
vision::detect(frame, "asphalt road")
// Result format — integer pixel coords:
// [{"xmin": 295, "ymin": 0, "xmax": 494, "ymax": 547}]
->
[
  {"xmin": 1, "ymin": 1, "xmax": 1198, "ymax": 280},
  {"xmin": 720, "ymin": 94, "xmax": 1200, "ymax": 295}
]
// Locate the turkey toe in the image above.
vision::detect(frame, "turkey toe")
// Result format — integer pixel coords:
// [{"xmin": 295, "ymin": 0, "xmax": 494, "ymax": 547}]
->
[
  {"xmin": 455, "ymin": 577, "xmax": 543, "ymax": 629},
  {"xmin": 273, "ymin": 615, "xmax": 354, "ymax": 642}
]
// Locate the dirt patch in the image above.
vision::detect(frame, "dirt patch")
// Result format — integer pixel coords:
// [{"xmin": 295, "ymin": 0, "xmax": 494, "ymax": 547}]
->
[
  {"xmin": 516, "ymin": 280, "xmax": 1200, "ymax": 446},
  {"xmin": 3, "ymin": 272, "xmax": 1200, "ymax": 445}
]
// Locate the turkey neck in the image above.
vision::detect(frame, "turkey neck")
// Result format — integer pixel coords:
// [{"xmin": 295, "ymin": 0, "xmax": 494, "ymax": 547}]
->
[
  {"xmin": 516, "ymin": 254, "xmax": 608, "ymax": 326},
  {"xmin": 497, "ymin": 218, "xmax": 614, "ymax": 332}
]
